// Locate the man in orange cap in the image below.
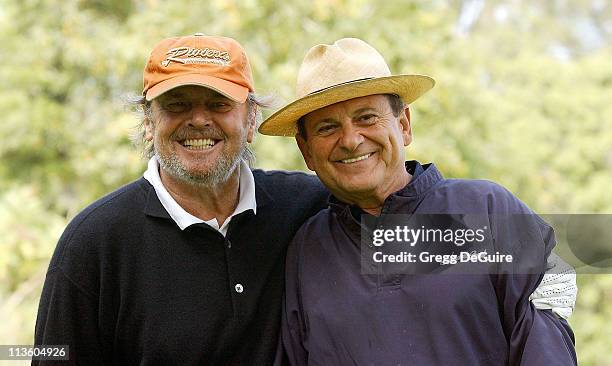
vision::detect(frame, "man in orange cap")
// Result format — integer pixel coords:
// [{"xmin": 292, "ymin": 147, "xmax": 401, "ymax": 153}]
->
[{"xmin": 32, "ymin": 33, "xmax": 329, "ymax": 365}]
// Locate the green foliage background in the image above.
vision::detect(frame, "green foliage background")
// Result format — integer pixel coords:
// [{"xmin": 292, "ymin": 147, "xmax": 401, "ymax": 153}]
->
[{"xmin": 1, "ymin": 0, "xmax": 611, "ymax": 364}]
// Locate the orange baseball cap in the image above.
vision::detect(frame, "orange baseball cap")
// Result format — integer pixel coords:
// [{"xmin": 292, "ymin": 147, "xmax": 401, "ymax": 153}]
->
[{"xmin": 143, "ymin": 33, "xmax": 254, "ymax": 102}]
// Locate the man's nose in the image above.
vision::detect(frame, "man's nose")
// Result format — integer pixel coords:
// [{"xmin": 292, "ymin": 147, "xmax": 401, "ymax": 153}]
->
[
  {"xmin": 188, "ymin": 104, "xmax": 213, "ymax": 127},
  {"xmin": 339, "ymin": 124, "xmax": 364, "ymax": 152}
]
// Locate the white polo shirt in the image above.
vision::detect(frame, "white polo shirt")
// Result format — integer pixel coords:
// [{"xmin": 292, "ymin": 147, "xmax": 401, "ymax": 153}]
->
[{"xmin": 143, "ymin": 156, "xmax": 257, "ymax": 236}]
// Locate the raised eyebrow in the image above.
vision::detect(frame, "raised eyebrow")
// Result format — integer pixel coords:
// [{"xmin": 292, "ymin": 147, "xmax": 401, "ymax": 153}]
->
[
  {"xmin": 205, "ymin": 89, "xmax": 233, "ymax": 100},
  {"xmin": 163, "ymin": 90, "xmax": 229, "ymax": 100},
  {"xmin": 211, "ymin": 97, "xmax": 233, "ymax": 103},
  {"xmin": 208, "ymin": 96, "xmax": 236, "ymax": 105},
  {"xmin": 313, "ymin": 118, "xmax": 338, "ymax": 128},
  {"xmin": 351, "ymin": 107, "xmax": 378, "ymax": 117},
  {"xmin": 163, "ymin": 90, "xmax": 187, "ymax": 99}
]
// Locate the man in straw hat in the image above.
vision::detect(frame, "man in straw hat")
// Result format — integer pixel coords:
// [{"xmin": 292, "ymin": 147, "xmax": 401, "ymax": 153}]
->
[
  {"xmin": 259, "ymin": 38, "xmax": 576, "ymax": 364},
  {"xmin": 33, "ymin": 33, "xmax": 574, "ymax": 365}
]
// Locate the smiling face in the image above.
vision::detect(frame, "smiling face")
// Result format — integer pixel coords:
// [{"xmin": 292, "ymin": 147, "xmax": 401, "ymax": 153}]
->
[
  {"xmin": 296, "ymin": 94, "xmax": 412, "ymax": 209},
  {"xmin": 145, "ymin": 85, "xmax": 254, "ymax": 187}
]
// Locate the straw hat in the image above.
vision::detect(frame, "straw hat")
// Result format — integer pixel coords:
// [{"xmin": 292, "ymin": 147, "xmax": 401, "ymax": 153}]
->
[{"xmin": 258, "ymin": 38, "xmax": 435, "ymax": 136}]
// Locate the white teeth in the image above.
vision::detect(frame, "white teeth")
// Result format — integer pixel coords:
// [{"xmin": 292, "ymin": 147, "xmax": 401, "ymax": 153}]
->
[
  {"xmin": 341, "ymin": 153, "xmax": 372, "ymax": 164},
  {"xmin": 182, "ymin": 138, "xmax": 216, "ymax": 149}
]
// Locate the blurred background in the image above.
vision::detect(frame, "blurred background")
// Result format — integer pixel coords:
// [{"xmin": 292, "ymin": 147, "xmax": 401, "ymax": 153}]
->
[{"xmin": 0, "ymin": 0, "xmax": 611, "ymax": 364}]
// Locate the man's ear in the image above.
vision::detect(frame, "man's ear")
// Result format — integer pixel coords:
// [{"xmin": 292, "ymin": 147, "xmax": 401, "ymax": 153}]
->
[
  {"xmin": 296, "ymin": 133, "xmax": 316, "ymax": 171},
  {"xmin": 246, "ymin": 106, "xmax": 256, "ymax": 143},
  {"xmin": 144, "ymin": 116, "xmax": 154, "ymax": 141},
  {"xmin": 399, "ymin": 106, "xmax": 412, "ymax": 146}
]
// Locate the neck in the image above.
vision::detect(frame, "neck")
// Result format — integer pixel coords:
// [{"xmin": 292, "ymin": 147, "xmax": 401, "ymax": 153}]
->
[
  {"xmin": 336, "ymin": 169, "xmax": 412, "ymax": 217},
  {"xmin": 160, "ymin": 167, "xmax": 241, "ymax": 226}
]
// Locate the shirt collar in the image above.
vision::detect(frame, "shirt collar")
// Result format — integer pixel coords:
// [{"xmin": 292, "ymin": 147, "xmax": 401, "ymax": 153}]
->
[
  {"xmin": 143, "ymin": 155, "xmax": 257, "ymax": 234},
  {"xmin": 329, "ymin": 161, "xmax": 440, "ymax": 209},
  {"xmin": 328, "ymin": 161, "xmax": 443, "ymax": 240}
]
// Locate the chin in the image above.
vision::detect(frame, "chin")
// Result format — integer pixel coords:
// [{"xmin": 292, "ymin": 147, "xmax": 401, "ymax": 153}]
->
[{"xmin": 337, "ymin": 182, "xmax": 376, "ymax": 196}]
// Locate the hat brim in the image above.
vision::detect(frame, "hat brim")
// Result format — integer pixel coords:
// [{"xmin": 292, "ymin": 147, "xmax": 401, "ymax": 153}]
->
[
  {"xmin": 145, "ymin": 73, "xmax": 249, "ymax": 103},
  {"xmin": 259, "ymin": 74, "xmax": 435, "ymax": 136}
]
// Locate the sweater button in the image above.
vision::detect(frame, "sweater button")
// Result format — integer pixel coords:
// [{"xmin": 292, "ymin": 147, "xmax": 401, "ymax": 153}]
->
[{"xmin": 235, "ymin": 283, "xmax": 244, "ymax": 293}]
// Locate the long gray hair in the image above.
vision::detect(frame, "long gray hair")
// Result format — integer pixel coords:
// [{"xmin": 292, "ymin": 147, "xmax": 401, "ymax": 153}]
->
[{"xmin": 127, "ymin": 92, "xmax": 276, "ymax": 167}]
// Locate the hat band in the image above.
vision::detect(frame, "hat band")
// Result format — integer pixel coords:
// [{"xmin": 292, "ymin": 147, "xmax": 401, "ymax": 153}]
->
[{"xmin": 306, "ymin": 77, "xmax": 374, "ymax": 96}]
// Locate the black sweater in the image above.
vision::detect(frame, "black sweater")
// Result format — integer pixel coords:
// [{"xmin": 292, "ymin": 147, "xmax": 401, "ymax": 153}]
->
[{"xmin": 33, "ymin": 170, "xmax": 328, "ymax": 365}]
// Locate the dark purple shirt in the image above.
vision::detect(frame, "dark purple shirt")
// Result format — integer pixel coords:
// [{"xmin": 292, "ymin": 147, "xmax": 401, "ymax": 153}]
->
[{"xmin": 280, "ymin": 161, "xmax": 576, "ymax": 365}]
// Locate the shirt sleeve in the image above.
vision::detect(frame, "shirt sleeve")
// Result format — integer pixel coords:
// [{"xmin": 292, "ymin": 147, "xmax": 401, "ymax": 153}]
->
[
  {"xmin": 279, "ymin": 236, "xmax": 309, "ymax": 366},
  {"xmin": 529, "ymin": 253, "xmax": 577, "ymax": 319},
  {"xmin": 33, "ymin": 267, "xmax": 106, "ymax": 366},
  {"xmin": 491, "ymin": 212, "xmax": 577, "ymax": 365}
]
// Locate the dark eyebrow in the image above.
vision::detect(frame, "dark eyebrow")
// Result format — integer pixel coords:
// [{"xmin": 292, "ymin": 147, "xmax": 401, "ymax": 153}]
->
[
  {"xmin": 310, "ymin": 118, "xmax": 338, "ymax": 128},
  {"xmin": 161, "ymin": 91, "xmax": 186, "ymax": 99},
  {"xmin": 351, "ymin": 107, "xmax": 378, "ymax": 116},
  {"xmin": 212, "ymin": 94, "xmax": 233, "ymax": 101},
  {"xmin": 204, "ymin": 89, "xmax": 229, "ymax": 99},
  {"xmin": 318, "ymin": 118, "xmax": 337, "ymax": 124},
  {"xmin": 163, "ymin": 89, "xmax": 228, "ymax": 99}
]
